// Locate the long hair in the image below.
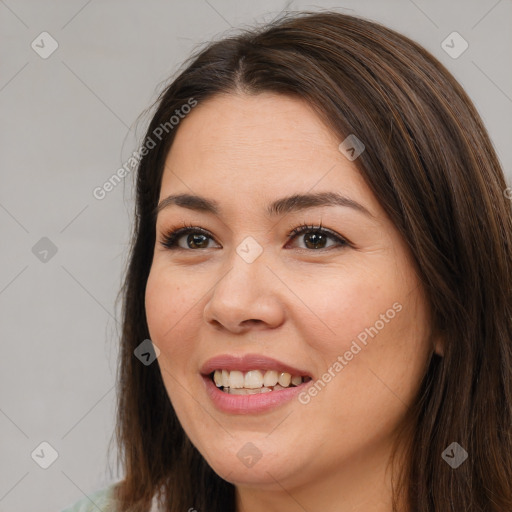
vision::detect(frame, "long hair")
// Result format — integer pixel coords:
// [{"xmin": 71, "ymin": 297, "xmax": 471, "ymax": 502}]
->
[{"xmin": 111, "ymin": 10, "xmax": 512, "ymax": 511}]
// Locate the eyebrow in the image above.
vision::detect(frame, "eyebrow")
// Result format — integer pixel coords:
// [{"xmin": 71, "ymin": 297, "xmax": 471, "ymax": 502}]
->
[{"xmin": 154, "ymin": 191, "xmax": 375, "ymax": 220}]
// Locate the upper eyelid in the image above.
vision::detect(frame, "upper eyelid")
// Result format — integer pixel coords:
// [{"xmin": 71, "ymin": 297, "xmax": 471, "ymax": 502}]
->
[
  {"xmin": 160, "ymin": 224, "xmax": 338, "ymax": 239},
  {"xmin": 288, "ymin": 224, "xmax": 342, "ymax": 239}
]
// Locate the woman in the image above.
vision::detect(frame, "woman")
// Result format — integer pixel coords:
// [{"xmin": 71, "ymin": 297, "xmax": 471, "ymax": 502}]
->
[{"xmin": 61, "ymin": 10, "xmax": 512, "ymax": 512}]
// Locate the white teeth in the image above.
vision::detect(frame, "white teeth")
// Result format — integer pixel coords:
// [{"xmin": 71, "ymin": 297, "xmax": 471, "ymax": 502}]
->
[
  {"xmin": 263, "ymin": 370, "xmax": 278, "ymax": 387},
  {"xmin": 229, "ymin": 370, "xmax": 244, "ymax": 389},
  {"xmin": 229, "ymin": 388, "xmax": 261, "ymax": 395},
  {"xmin": 211, "ymin": 369, "xmax": 307, "ymax": 392},
  {"xmin": 229, "ymin": 386, "xmax": 274, "ymax": 395},
  {"xmin": 278, "ymin": 372, "xmax": 291, "ymax": 387},
  {"xmin": 244, "ymin": 370, "xmax": 264, "ymax": 389}
]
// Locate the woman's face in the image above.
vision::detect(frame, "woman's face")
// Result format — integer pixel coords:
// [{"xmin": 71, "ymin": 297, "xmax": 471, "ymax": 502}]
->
[{"xmin": 145, "ymin": 92, "xmax": 437, "ymax": 495}]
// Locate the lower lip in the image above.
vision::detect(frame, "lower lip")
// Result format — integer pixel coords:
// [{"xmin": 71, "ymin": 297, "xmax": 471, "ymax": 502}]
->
[{"xmin": 202, "ymin": 375, "xmax": 311, "ymax": 414}]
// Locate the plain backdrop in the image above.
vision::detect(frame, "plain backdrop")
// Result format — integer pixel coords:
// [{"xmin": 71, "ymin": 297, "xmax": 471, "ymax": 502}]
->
[{"xmin": 0, "ymin": 1, "xmax": 511, "ymax": 511}]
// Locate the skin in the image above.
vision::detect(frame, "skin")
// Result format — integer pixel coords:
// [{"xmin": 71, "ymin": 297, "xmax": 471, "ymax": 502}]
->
[{"xmin": 145, "ymin": 92, "xmax": 443, "ymax": 512}]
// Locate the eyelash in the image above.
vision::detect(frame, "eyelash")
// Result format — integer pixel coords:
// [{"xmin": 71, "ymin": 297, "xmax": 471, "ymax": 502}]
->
[{"xmin": 159, "ymin": 221, "xmax": 349, "ymax": 251}]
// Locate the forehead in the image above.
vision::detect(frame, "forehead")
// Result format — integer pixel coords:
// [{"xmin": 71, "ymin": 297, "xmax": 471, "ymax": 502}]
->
[
  {"xmin": 159, "ymin": 92, "xmax": 379, "ymax": 218},
  {"xmin": 166, "ymin": 91, "xmax": 339, "ymax": 165}
]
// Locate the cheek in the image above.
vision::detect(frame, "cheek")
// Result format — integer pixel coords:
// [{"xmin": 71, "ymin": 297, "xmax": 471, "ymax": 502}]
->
[
  {"xmin": 144, "ymin": 264, "xmax": 203, "ymax": 363},
  {"xmin": 145, "ymin": 271, "xmax": 176, "ymax": 341},
  {"xmin": 289, "ymin": 256, "xmax": 430, "ymax": 404},
  {"xmin": 307, "ymin": 278, "xmax": 429, "ymax": 414},
  {"xmin": 289, "ymin": 261, "xmax": 408, "ymax": 357}
]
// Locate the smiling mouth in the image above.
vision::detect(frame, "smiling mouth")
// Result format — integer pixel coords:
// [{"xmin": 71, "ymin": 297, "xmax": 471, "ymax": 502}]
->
[{"xmin": 210, "ymin": 369, "xmax": 312, "ymax": 394}]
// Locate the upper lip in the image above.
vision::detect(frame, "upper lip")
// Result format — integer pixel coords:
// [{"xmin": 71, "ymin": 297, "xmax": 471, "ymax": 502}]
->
[{"xmin": 200, "ymin": 353, "xmax": 313, "ymax": 378}]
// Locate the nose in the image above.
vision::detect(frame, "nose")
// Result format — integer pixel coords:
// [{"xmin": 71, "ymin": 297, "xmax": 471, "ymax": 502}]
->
[{"xmin": 203, "ymin": 248, "xmax": 286, "ymax": 334}]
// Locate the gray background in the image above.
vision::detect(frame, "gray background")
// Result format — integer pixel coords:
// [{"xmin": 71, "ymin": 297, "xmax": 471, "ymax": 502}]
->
[{"xmin": 0, "ymin": 1, "xmax": 511, "ymax": 511}]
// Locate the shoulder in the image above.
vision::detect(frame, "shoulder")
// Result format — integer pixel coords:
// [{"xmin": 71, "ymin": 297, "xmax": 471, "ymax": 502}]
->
[{"xmin": 59, "ymin": 482, "xmax": 118, "ymax": 512}]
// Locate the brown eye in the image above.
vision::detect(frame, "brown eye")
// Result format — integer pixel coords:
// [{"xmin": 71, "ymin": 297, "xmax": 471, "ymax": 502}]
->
[
  {"xmin": 302, "ymin": 231, "xmax": 329, "ymax": 249},
  {"xmin": 287, "ymin": 224, "xmax": 348, "ymax": 250},
  {"xmin": 160, "ymin": 227, "xmax": 219, "ymax": 250},
  {"xmin": 184, "ymin": 233, "xmax": 210, "ymax": 249}
]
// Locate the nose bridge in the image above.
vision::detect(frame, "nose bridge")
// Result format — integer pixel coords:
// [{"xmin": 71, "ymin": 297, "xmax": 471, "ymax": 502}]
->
[
  {"xmin": 216, "ymin": 237, "xmax": 270, "ymax": 304},
  {"xmin": 216, "ymin": 231, "xmax": 267, "ymax": 283},
  {"xmin": 203, "ymin": 237, "xmax": 284, "ymax": 331}
]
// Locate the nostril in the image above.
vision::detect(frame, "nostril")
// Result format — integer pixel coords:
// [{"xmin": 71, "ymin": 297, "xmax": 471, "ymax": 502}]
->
[{"xmin": 242, "ymin": 319, "xmax": 263, "ymax": 326}]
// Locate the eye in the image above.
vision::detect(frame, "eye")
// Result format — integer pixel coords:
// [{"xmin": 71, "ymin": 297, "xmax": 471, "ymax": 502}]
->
[
  {"xmin": 160, "ymin": 224, "xmax": 220, "ymax": 250},
  {"xmin": 159, "ymin": 222, "xmax": 349, "ymax": 251},
  {"xmin": 286, "ymin": 222, "xmax": 349, "ymax": 250}
]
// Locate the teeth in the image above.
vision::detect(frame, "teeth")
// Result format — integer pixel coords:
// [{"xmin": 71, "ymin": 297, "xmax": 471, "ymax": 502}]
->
[
  {"xmin": 229, "ymin": 386, "xmax": 274, "ymax": 394},
  {"xmin": 291, "ymin": 375, "xmax": 302, "ymax": 386},
  {"xmin": 211, "ymin": 369, "xmax": 307, "ymax": 392},
  {"xmin": 244, "ymin": 370, "xmax": 264, "ymax": 389},
  {"xmin": 229, "ymin": 370, "xmax": 244, "ymax": 389},
  {"xmin": 229, "ymin": 388, "xmax": 261, "ymax": 395},
  {"xmin": 263, "ymin": 370, "xmax": 278, "ymax": 387},
  {"xmin": 278, "ymin": 372, "xmax": 291, "ymax": 387}
]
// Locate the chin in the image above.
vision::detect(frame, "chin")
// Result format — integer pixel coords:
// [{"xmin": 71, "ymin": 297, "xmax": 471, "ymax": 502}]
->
[
  {"xmin": 199, "ymin": 441, "xmax": 299, "ymax": 489},
  {"xmin": 211, "ymin": 459, "xmax": 291, "ymax": 488}
]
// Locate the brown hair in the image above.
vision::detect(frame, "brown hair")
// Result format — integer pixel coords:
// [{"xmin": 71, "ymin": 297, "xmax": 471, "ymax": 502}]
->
[{"xmin": 111, "ymin": 10, "xmax": 512, "ymax": 511}]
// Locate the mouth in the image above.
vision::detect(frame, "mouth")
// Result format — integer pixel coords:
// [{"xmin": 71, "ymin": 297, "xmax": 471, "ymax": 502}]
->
[
  {"xmin": 209, "ymin": 369, "xmax": 312, "ymax": 394},
  {"xmin": 199, "ymin": 353, "xmax": 314, "ymax": 413}
]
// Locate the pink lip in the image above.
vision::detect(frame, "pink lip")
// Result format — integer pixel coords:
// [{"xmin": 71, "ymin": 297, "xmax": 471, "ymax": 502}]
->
[
  {"xmin": 202, "ymin": 375, "xmax": 312, "ymax": 414},
  {"xmin": 200, "ymin": 353, "xmax": 313, "ymax": 414},
  {"xmin": 200, "ymin": 353, "xmax": 312, "ymax": 378}
]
